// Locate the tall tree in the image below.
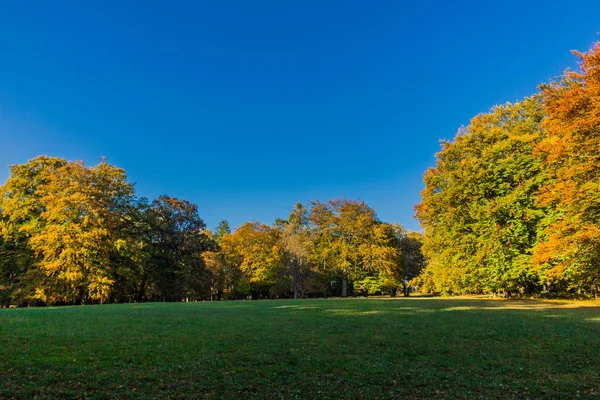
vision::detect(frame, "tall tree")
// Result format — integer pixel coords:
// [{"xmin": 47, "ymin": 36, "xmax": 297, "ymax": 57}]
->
[
  {"xmin": 0, "ymin": 157, "xmax": 134, "ymax": 304},
  {"xmin": 309, "ymin": 199, "xmax": 397, "ymax": 297},
  {"xmin": 280, "ymin": 203, "xmax": 313, "ymax": 298},
  {"xmin": 141, "ymin": 195, "xmax": 215, "ymax": 301},
  {"xmin": 214, "ymin": 220, "xmax": 231, "ymax": 244},
  {"xmin": 534, "ymin": 42, "xmax": 600, "ymax": 296},
  {"xmin": 221, "ymin": 221, "xmax": 283, "ymax": 299},
  {"xmin": 416, "ymin": 97, "xmax": 547, "ymax": 295},
  {"xmin": 0, "ymin": 157, "xmax": 67, "ymax": 303}
]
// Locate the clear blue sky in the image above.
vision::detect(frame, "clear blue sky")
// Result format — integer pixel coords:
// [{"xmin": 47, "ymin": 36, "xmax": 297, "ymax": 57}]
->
[{"xmin": 1, "ymin": 1, "xmax": 599, "ymax": 231}]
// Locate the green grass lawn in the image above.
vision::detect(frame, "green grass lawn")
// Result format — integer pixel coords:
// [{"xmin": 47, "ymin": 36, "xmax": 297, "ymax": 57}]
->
[{"xmin": 1, "ymin": 298, "xmax": 599, "ymax": 399}]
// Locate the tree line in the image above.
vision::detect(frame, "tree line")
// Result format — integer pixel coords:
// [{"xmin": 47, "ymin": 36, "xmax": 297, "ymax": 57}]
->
[
  {"xmin": 0, "ymin": 160, "xmax": 423, "ymax": 306},
  {"xmin": 5, "ymin": 42, "xmax": 598, "ymax": 304},
  {"xmin": 415, "ymin": 41, "xmax": 600, "ymax": 298}
]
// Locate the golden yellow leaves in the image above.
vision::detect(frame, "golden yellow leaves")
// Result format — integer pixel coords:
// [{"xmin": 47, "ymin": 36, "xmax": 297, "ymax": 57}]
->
[{"xmin": 0, "ymin": 156, "xmax": 134, "ymax": 304}]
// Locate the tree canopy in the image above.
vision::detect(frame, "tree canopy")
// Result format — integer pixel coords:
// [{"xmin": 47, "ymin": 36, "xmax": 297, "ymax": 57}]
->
[{"xmin": 416, "ymin": 41, "xmax": 600, "ymax": 298}]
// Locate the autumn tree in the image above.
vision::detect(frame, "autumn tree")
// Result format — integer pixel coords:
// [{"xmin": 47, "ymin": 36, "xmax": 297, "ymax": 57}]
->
[
  {"xmin": 0, "ymin": 157, "xmax": 135, "ymax": 304},
  {"xmin": 198, "ymin": 219, "xmax": 238, "ymax": 300},
  {"xmin": 220, "ymin": 221, "xmax": 283, "ymax": 299},
  {"xmin": 308, "ymin": 199, "xmax": 399, "ymax": 297},
  {"xmin": 534, "ymin": 42, "xmax": 600, "ymax": 297},
  {"xmin": 0, "ymin": 157, "xmax": 65, "ymax": 304},
  {"xmin": 370, "ymin": 224, "xmax": 425, "ymax": 297},
  {"xmin": 33, "ymin": 160, "xmax": 134, "ymax": 303},
  {"xmin": 416, "ymin": 97, "xmax": 548, "ymax": 296}
]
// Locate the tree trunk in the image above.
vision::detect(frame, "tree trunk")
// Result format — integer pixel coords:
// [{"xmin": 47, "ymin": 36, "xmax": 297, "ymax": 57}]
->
[
  {"xmin": 138, "ymin": 275, "xmax": 147, "ymax": 303},
  {"xmin": 341, "ymin": 274, "xmax": 348, "ymax": 298},
  {"xmin": 293, "ymin": 261, "xmax": 299, "ymax": 299}
]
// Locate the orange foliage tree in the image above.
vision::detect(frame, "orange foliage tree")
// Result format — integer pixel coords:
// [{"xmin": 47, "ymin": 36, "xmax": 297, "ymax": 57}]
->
[{"xmin": 535, "ymin": 42, "xmax": 600, "ymax": 296}]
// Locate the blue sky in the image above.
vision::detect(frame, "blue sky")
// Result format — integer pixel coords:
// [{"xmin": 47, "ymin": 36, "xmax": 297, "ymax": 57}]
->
[{"xmin": 1, "ymin": 1, "xmax": 599, "ymax": 231}]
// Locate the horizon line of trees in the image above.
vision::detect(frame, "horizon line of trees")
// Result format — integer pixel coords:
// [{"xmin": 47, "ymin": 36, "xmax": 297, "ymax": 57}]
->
[
  {"xmin": 0, "ymin": 160, "xmax": 424, "ymax": 306},
  {"xmin": 415, "ymin": 41, "xmax": 600, "ymax": 298}
]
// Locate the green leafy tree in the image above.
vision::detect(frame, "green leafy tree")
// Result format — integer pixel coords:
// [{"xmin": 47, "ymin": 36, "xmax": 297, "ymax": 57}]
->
[
  {"xmin": 309, "ymin": 199, "xmax": 398, "ymax": 297},
  {"xmin": 400, "ymin": 231, "xmax": 425, "ymax": 296},
  {"xmin": 416, "ymin": 97, "xmax": 548, "ymax": 296},
  {"xmin": 280, "ymin": 203, "xmax": 314, "ymax": 298},
  {"xmin": 372, "ymin": 223, "xmax": 423, "ymax": 297},
  {"xmin": 141, "ymin": 195, "xmax": 215, "ymax": 301},
  {"xmin": 214, "ymin": 220, "xmax": 231, "ymax": 244}
]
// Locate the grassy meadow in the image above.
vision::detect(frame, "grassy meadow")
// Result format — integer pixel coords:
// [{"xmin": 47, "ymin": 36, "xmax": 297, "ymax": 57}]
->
[{"xmin": 1, "ymin": 298, "xmax": 599, "ymax": 399}]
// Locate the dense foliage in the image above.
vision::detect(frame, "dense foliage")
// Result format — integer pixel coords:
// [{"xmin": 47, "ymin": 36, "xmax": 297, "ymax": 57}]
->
[
  {"xmin": 416, "ymin": 42, "xmax": 600, "ymax": 298},
  {"xmin": 0, "ymin": 160, "xmax": 421, "ymax": 306}
]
